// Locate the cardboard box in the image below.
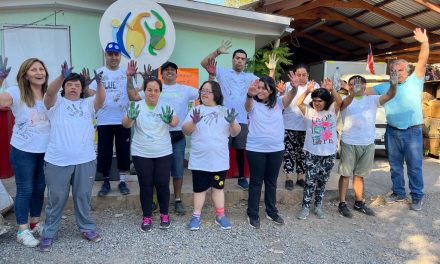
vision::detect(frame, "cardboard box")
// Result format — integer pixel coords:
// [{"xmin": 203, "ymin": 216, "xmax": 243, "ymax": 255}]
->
[
  {"xmin": 428, "ymin": 117, "xmax": 440, "ymax": 138},
  {"xmin": 431, "ymin": 99, "xmax": 440, "ymax": 118},
  {"xmin": 423, "ymin": 101, "xmax": 431, "ymax": 117},
  {"xmin": 423, "ymin": 138, "xmax": 440, "ymax": 156}
]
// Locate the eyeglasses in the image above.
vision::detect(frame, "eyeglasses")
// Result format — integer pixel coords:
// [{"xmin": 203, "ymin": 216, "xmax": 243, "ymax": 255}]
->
[{"xmin": 200, "ymin": 89, "xmax": 213, "ymax": 94}]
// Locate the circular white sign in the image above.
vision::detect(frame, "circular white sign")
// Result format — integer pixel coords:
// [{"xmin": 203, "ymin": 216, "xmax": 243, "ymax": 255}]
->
[{"xmin": 99, "ymin": 0, "xmax": 176, "ymax": 69}]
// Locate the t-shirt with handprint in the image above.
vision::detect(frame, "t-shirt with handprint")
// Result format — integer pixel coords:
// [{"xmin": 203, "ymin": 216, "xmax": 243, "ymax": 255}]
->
[
  {"xmin": 131, "ymin": 100, "xmax": 174, "ymax": 158},
  {"xmin": 216, "ymin": 66, "xmax": 258, "ymax": 124},
  {"xmin": 184, "ymin": 105, "xmax": 231, "ymax": 172},
  {"xmin": 303, "ymin": 104, "xmax": 337, "ymax": 156},
  {"xmin": 44, "ymin": 94, "xmax": 96, "ymax": 166},
  {"xmin": 89, "ymin": 67, "xmax": 129, "ymax": 125},
  {"xmin": 6, "ymin": 86, "xmax": 50, "ymax": 153}
]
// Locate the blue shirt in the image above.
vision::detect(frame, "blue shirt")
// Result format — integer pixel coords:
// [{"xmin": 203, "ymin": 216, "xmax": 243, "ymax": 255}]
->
[{"xmin": 373, "ymin": 72, "xmax": 423, "ymax": 129}]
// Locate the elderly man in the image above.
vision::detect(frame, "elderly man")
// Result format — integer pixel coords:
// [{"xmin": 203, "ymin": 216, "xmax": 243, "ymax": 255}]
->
[{"xmin": 368, "ymin": 28, "xmax": 429, "ymax": 211}]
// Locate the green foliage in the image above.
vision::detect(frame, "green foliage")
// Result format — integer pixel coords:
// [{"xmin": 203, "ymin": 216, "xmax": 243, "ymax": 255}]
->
[{"xmin": 246, "ymin": 43, "xmax": 293, "ymax": 80}]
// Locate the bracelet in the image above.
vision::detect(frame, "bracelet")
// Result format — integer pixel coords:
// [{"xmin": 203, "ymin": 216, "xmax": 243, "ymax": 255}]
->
[{"xmin": 246, "ymin": 93, "xmax": 253, "ymax": 98}]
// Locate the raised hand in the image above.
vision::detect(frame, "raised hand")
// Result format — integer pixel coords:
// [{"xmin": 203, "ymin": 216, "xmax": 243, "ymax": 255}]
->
[
  {"xmin": 307, "ymin": 80, "xmax": 316, "ymax": 93},
  {"xmin": 61, "ymin": 61, "xmax": 73, "ymax": 78},
  {"xmin": 0, "ymin": 55, "xmax": 11, "ymax": 79},
  {"xmin": 390, "ymin": 69, "xmax": 398, "ymax": 86},
  {"xmin": 247, "ymin": 79, "xmax": 260, "ymax": 97},
  {"xmin": 353, "ymin": 77, "xmax": 363, "ymax": 93},
  {"xmin": 81, "ymin": 68, "xmax": 92, "ymax": 85},
  {"xmin": 190, "ymin": 108, "xmax": 203, "ymax": 124},
  {"xmin": 138, "ymin": 64, "xmax": 152, "ymax": 82},
  {"xmin": 127, "ymin": 101, "xmax": 140, "ymax": 120},
  {"xmin": 216, "ymin": 40, "xmax": 232, "ymax": 55},
  {"xmin": 224, "ymin": 108, "xmax": 238, "ymax": 124},
  {"xmin": 265, "ymin": 53, "xmax": 279, "ymax": 71},
  {"xmin": 321, "ymin": 78, "xmax": 333, "ymax": 91},
  {"xmin": 206, "ymin": 58, "xmax": 217, "ymax": 76},
  {"xmin": 288, "ymin": 70, "xmax": 300, "ymax": 88},
  {"xmin": 276, "ymin": 80, "xmax": 286, "ymax": 94},
  {"xmin": 94, "ymin": 69, "xmax": 103, "ymax": 85},
  {"xmin": 126, "ymin": 60, "xmax": 138, "ymax": 77},
  {"xmin": 160, "ymin": 105, "xmax": 174, "ymax": 124},
  {"xmin": 413, "ymin": 28, "xmax": 428, "ymax": 44}
]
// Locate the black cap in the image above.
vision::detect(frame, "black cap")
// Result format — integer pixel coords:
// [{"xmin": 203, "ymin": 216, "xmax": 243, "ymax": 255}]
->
[{"xmin": 160, "ymin": 61, "xmax": 178, "ymax": 73}]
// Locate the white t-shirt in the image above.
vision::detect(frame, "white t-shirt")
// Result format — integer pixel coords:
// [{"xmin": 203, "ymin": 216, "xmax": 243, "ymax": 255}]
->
[
  {"xmin": 283, "ymin": 82, "xmax": 319, "ymax": 131},
  {"xmin": 341, "ymin": 95, "xmax": 381, "ymax": 145},
  {"xmin": 131, "ymin": 100, "xmax": 173, "ymax": 158},
  {"xmin": 89, "ymin": 66, "xmax": 128, "ymax": 125},
  {"xmin": 158, "ymin": 83, "xmax": 198, "ymax": 131},
  {"xmin": 6, "ymin": 86, "xmax": 50, "ymax": 153},
  {"xmin": 185, "ymin": 105, "xmax": 231, "ymax": 172},
  {"xmin": 44, "ymin": 95, "xmax": 96, "ymax": 166},
  {"xmin": 216, "ymin": 66, "xmax": 258, "ymax": 124},
  {"xmin": 303, "ymin": 104, "xmax": 338, "ymax": 156},
  {"xmin": 246, "ymin": 97, "xmax": 285, "ymax": 152}
]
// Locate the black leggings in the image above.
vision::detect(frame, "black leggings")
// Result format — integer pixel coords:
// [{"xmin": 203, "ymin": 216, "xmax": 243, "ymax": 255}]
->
[
  {"xmin": 97, "ymin": 125, "xmax": 131, "ymax": 176},
  {"xmin": 132, "ymin": 155, "xmax": 171, "ymax": 217}
]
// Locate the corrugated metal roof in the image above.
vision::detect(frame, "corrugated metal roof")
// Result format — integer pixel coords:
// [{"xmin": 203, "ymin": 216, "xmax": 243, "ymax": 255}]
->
[
  {"xmin": 315, "ymin": 31, "xmax": 340, "ymax": 43},
  {"xmin": 379, "ymin": 23, "xmax": 413, "ymax": 37},
  {"xmin": 356, "ymin": 32, "xmax": 383, "ymax": 44},
  {"xmin": 382, "ymin": 0, "xmax": 426, "ymax": 17},
  {"xmin": 400, "ymin": 36, "xmax": 416, "ymax": 44},
  {"xmin": 331, "ymin": 7, "xmax": 364, "ymax": 17},
  {"xmin": 334, "ymin": 39, "xmax": 358, "ymax": 51},
  {"xmin": 333, "ymin": 23, "xmax": 361, "ymax": 35},
  {"xmin": 355, "ymin": 12, "xmax": 389, "ymax": 27},
  {"xmin": 407, "ymin": 11, "xmax": 440, "ymax": 29}
]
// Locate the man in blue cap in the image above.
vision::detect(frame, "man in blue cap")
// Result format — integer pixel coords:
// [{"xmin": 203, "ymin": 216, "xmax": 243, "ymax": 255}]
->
[{"xmin": 88, "ymin": 42, "xmax": 131, "ymax": 196}]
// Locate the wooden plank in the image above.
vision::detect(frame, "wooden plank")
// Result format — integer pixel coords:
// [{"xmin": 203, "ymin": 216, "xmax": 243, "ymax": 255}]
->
[
  {"xmin": 294, "ymin": 31, "xmax": 351, "ymax": 54},
  {"xmin": 255, "ymin": 0, "xmax": 311, "ymax": 14},
  {"xmin": 317, "ymin": 25, "xmax": 369, "ymax": 48},
  {"xmin": 414, "ymin": 0, "xmax": 440, "ymax": 15}
]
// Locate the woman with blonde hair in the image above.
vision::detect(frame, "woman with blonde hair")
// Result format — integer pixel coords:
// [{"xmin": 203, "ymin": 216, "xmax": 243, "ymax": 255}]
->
[{"xmin": 0, "ymin": 57, "xmax": 50, "ymax": 247}]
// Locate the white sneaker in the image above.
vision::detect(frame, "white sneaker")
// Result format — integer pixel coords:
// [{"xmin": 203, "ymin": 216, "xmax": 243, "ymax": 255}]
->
[
  {"xmin": 17, "ymin": 229, "xmax": 39, "ymax": 247},
  {"xmin": 31, "ymin": 223, "xmax": 44, "ymax": 237}
]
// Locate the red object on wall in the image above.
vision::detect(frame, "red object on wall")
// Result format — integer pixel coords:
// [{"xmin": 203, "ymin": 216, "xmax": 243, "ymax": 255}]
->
[
  {"xmin": 0, "ymin": 108, "xmax": 14, "ymax": 179},
  {"xmin": 226, "ymin": 147, "xmax": 250, "ymax": 178}
]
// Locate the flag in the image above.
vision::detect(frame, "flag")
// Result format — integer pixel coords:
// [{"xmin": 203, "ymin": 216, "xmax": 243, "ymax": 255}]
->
[{"xmin": 366, "ymin": 43, "xmax": 375, "ymax": 74}]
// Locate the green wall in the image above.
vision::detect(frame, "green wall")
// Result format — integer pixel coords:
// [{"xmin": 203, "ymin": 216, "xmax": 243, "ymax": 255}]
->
[{"xmin": 0, "ymin": 8, "xmax": 256, "ymax": 87}]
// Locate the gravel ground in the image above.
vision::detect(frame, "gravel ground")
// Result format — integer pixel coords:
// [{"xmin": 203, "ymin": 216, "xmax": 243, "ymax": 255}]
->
[{"xmin": 1, "ymin": 193, "xmax": 439, "ymax": 264}]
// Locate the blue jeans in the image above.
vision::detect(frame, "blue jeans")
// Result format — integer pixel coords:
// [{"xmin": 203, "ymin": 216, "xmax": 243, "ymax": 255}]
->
[
  {"xmin": 10, "ymin": 146, "xmax": 46, "ymax": 225},
  {"xmin": 385, "ymin": 125, "xmax": 424, "ymax": 200},
  {"xmin": 171, "ymin": 137, "xmax": 186, "ymax": 178}
]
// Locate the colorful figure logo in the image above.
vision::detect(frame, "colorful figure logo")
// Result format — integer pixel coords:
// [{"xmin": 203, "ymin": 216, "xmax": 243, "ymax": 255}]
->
[{"xmin": 100, "ymin": 0, "xmax": 176, "ymax": 68}]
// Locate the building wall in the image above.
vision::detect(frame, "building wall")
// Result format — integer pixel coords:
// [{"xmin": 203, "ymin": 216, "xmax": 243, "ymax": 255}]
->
[{"xmin": 0, "ymin": 8, "xmax": 256, "ymax": 87}]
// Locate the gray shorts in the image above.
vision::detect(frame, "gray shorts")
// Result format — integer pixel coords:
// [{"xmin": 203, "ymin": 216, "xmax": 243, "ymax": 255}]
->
[
  {"xmin": 229, "ymin": 123, "xmax": 248, "ymax": 150},
  {"xmin": 338, "ymin": 142, "xmax": 375, "ymax": 178}
]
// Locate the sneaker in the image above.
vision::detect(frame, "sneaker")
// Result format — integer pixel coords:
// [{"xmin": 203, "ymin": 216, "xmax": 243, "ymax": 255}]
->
[
  {"xmin": 82, "ymin": 231, "xmax": 102, "ymax": 242},
  {"xmin": 174, "ymin": 201, "xmax": 186, "ymax": 215},
  {"xmin": 118, "ymin": 182, "xmax": 130, "ymax": 195},
  {"xmin": 38, "ymin": 238, "xmax": 53, "ymax": 252},
  {"xmin": 98, "ymin": 181, "xmax": 110, "ymax": 197},
  {"xmin": 338, "ymin": 202, "xmax": 353, "ymax": 218},
  {"xmin": 296, "ymin": 179, "xmax": 305, "ymax": 188},
  {"xmin": 297, "ymin": 207, "xmax": 309, "ymax": 220},
  {"xmin": 410, "ymin": 199, "xmax": 423, "ymax": 211},
  {"xmin": 31, "ymin": 223, "xmax": 44, "ymax": 237},
  {"xmin": 314, "ymin": 205, "xmax": 325, "ymax": 219},
  {"xmin": 285, "ymin": 180, "xmax": 294, "ymax": 190},
  {"xmin": 384, "ymin": 193, "xmax": 406, "ymax": 204},
  {"xmin": 237, "ymin": 178, "xmax": 249, "ymax": 191},
  {"xmin": 188, "ymin": 216, "xmax": 201, "ymax": 231},
  {"xmin": 159, "ymin": 214, "xmax": 171, "ymax": 229},
  {"xmin": 17, "ymin": 229, "xmax": 39, "ymax": 247},
  {"xmin": 353, "ymin": 201, "xmax": 375, "ymax": 216},
  {"xmin": 215, "ymin": 216, "xmax": 232, "ymax": 230},
  {"xmin": 141, "ymin": 217, "xmax": 152, "ymax": 232},
  {"xmin": 247, "ymin": 216, "xmax": 260, "ymax": 229},
  {"xmin": 266, "ymin": 214, "xmax": 284, "ymax": 225}
]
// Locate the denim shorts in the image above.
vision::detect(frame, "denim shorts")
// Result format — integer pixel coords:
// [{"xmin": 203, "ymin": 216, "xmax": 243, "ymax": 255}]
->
[{"xmin": 171, "ymin": 136, "xmax": 186, "ymax": 178}]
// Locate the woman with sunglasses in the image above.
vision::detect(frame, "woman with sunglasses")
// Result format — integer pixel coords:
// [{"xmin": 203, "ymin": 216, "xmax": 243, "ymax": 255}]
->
[
  {"xmin": 296, "ymin": 78, "xmax": 343, "ymax": 220},
  {"xmin": 182, "ymin": 81, "xmax": 241, "ymax": 231}
]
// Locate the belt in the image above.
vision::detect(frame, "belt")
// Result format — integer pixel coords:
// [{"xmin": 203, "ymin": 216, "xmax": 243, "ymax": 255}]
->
[{"xmin": 387, "ymin": 124, "xmax": 422, "ymax": 131}]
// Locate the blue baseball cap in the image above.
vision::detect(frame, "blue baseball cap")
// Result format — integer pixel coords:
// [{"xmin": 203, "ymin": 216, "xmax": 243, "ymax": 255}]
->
[{"xmin": 105, "ymin": 42, "xmax": 121, "ymax": 53}]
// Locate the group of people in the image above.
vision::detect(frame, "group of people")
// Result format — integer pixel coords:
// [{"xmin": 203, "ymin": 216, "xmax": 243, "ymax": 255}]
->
[{"xmin": 0, "ymin": 27, "xmax": 429, "ymax": 250}]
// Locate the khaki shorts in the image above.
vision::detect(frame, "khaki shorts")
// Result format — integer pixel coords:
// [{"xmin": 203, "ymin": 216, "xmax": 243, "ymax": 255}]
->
[{"xmin": 338, "ymin": 141, "xmax": 375, "ymax": 177}]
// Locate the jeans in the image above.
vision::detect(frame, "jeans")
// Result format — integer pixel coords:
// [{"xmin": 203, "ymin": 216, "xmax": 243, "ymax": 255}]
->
[
  {"xmin": 385, "ymin": 125, "xmax": 424, "ymax": 200},
  {"xmin": 10, "ymin": 146, "xmax": 45, "ymax": 225},
  {"xmin": 246, "ymin": 150, "xmax": 284, "ymax": 219},
  {"xmin": 171, "ymin": 137, "xmax": 186, "ymax": 178}
]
